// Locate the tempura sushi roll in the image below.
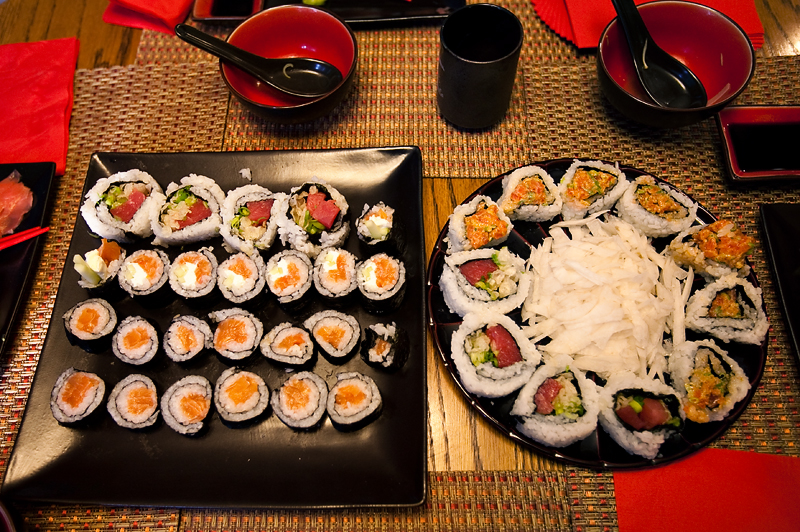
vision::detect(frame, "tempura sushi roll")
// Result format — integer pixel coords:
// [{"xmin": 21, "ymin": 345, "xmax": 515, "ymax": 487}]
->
[
  {"xmin": 668, "ymin": 339, "xmax": 750, "ymax": 423},
  {"xmin": 313, "ymin": 247, "xmax": 358, "ymax": 303},
  {"xmin": 80, "ymin": 169, "xmax": 165, "ymax": 243},
  {"xmin": 161, "ymin": 375, "xmax": 212, "ymax": 435},
  {"xmin": 598, "ymin": 373, "xmax": 684, "ymax": 460},
  {"xmin": 356, "ymin": 202, "xmax": 403, "ymax": 251},
  {"xmin": 111, "ymin": 316, "xmax": 159, "ymax": 365},
  {"xmin": 214, "ymin": 367, "xmax": 270, "ymax": 423},
  {"xmin": 439, "ymin": 247, "xmax": 531, "ymax": 317},
  {"xmin": 304, "ymin": 310, "xmax": 360, "ymax": 362},
  {"xmin": 446, "ymin": 195, "xmax": 512, "ymax": 254},
  {"xmin": 356, "ymin": 253, "xmax": 406, "ymax": 313},
  {"xmin": 220, "ymin": 185, "xmax": 284, "ymax": 256},
  {"xmin": 260, "ymin": 322, "xmax": 315, "ymax": 367},
  {"xmin": 360, "ymin": 322, "xmax": 409, "ymax": 371},
  {"xmin": 668, "ymin": 219, "xmax": 756, "ymax": 279},
  {"xmin": 271, "ymin": 371, "xmax": 328, "ymax": 430},
  {"xmin": 265, "ymin": 250, "xmax": 313, "ymax": 308},
  {"xmin": 63, "ymin": 298, "xmax": 117, "ymax": 352},
  {"xmin": 326, "ymin": 372, "xmax": 382, "ymax": 430},
  {"xmin": 118, "ymin": 248, "xmax": 171, "ymax": 300},
  {"xmin": 277, "ymin": 180, "xmax": 350, "ymax": 259},
  {"xmin": 497, "ymin": 165, "xmax": 562, "ymax": 222},
  {"xmin": 685, "ymin": 273, "xmax": 769, "ymax": 345},
  {"xmin": 51, "ymin": 368, "xmax": 105, "ymax": 423},
  {"xmin": 151, "ymin": 174, "xmax": 225, "ymax": 247},
  {"xmin": 558, "ymin": 159, "xmax": 629, "ymax": 221},
  {"xmin": 106, "ymin": 374, "xmax": 159, "ymax": 429},
  {"xmin": 616, "ymin": 175, "xmax": 698, "ymax": 238},
  {"xmin": 163, "ymin": 315, "xmax": 213, "ymax": 362},
  {"xmin": 510, "ymin": 355, "xmax": 599, "ymax": 447},
  {"xmin": 209, "ymin": 308, "xmax": 263, "ymax": 360},
  {"xmin": 73, "ymin": 239, "xmax": 126, "ymax": 294},
  {"xmin": 217, "ymin": 251, "xmax": 266, "ymax": 304},
  {"xmin": 169, "ymin": 247, "xmax": 218, "ymax": 299},
  {"xmin": 450, "ymin": 312, "xmax": 540, "ymax": 398}
]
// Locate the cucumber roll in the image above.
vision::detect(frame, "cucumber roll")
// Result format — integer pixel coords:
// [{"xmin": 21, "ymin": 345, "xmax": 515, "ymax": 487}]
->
[
  {"xmin": 214, "ymin": 368, "xmax": 270, "ymax": 423},
  {"xmin": 169, "ymin": 248, "xmax": 218, "ymax": 299},
  {"xmin": 217, "ymin": 251, "xmax": 267, "ymax": 304},
  {"xmin": 439, "ymin": 247, "xmax": 530, "ymax": 317},
  {"xmin": 360, "ymin": 322, "xmax": 409, "ymax": 371},
  {"xmin": 615, "ymin": 175, "xmax": 698, "ymax": 238},
  {"xmin": 163, "ymin": 315, "xmax": 213, "ymax": 362},
  {"xmin": 446, "ymin": 195, "xmax": 512, "ymax": 254},
  {"xmin": 304, "ymin": 310, "xmax": 360, "ymax": 362},
  {"xmin": 209, "ymin": 308, "xmax": 263, "ymax": 360},
  {"xmin": 151, "ymin": 174, "xmax": 225, "ymax": 247},
  {"xmin": 271, "ymin": 371, "xmax": 328, "ymax": 430},
  {"xmin": 63, "ymin": 298, "xmax": 117, "ymax": 352},
  {"xmin": 326, "ymin": 372, "xmax": 382, "ymax": 430},
  {"xmin": 558, "ymin": 159, "xmax": 629, "ymax": 221},
  {"xmin": 668, "ymin": 219, "xmax": 755, "ymax": 279},
  {"xmin": 106, "ymin": 374, "xmax": 159, "ymax": 429},
  {"xmin": 356, "ymin": 253, "xmax": 406, "ymax": 313},
  {"xmin": 265, "ymin": 250, "xmax": 313, "ymax": 308},
  {"xmin": 260, "ymin": 322, "xmax": 315, "ymax": 368},
  {"xmin": 51, "ymin": 368, "xmax": 105, "ymax": 424},
  {"xmin": 80, "ymin": 169, "xmax": 165, "ymax": 243},
  {"xmin": 356, "ymin": 202, "xmax": 403, "ymax": 252},
  {"xmin": 111, "ymin": 316, "xmax": 159, "ymax": 365},
  {"xmin": 161, "ymin": 375, "xmax": 212, "ymax": 435},
  {"xmin": 450, "ymin": 312, "xmax": 540, "ymax": 398},
  {"xmin": 510, "ymin": 355, "xmax": 599, "ymax": 447},
  {"xmin": 118, "ymin": 248, "xmax": 171, "ymax": 300},
  {"xmin": 220, "ymin": 185, "xmax": 284, "ymax": 256},
  {"xmin": 73, "ymin": 239, "xmax": 126, "ymax": 295},
  {"xmin": 313, "ymin": 247, "xmax": 358, "ymax": 304},
  {"xmin": 497, "ymin": 165, "xmax": 562, "ymax": 222},
  {"xmin": 277, "ymin": 180, "xmax": 350, "ymax": 259}
]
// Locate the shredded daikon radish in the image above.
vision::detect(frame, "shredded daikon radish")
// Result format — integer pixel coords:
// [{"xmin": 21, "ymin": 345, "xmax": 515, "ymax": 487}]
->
[{"xmin": 522, "ymin": 214, "xmax": 690, "ymax": 380}]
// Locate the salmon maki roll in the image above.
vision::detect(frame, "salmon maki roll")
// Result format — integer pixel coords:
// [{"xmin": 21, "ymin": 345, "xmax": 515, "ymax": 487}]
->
[
  {"xmin": 260, "ymin": 322, "xmax": 315, "ymax": 367},
  {"xmin": 356, "ymin": 253, "xmax": 406, "ymax": 313},
  {"xmin": 271, "ymin": 371, "xmax": 328, "ymax": 430},
  {"xmin": 169, "ymin": 248, "xmax": 218, "ymax": 299},
  {"xmin": 217, "ymin": 251, "xmax": 266, "ymax": 304},
  {"xmin": 51, "ymin": 368, "xmax": 105, "ymax": 423},
  {"xmin": 163, "ymin": 315, "xmax": 213, "ymax": 362},
  {"xmin": 118, "ymin": 249, "xmax": 171, "ymax": 299},
  {"xmin": 209, "ymin": 308, "xmax": 263, "ymax": 360},
  {"xmin": 111, "ymin": 316, "xmax": 159, "ymax": 365},
  {"xmin": 161, "ymin": 375, "xmax": 212, "ymax": 435},
  {"xmin": 313, "ymin": 247, "xmax": 358, "ymax": 303},
  {"xmin": 214, "ymin": 368, "xmax": 269, "ymax": 423},
  {"xmin": 360, "ymin": 322, "xmax": 409, "ymax": 371},
  {"xmin": 63, "ymin": 298, "xmax": 117, "ymax": 352},
  {"xmin": 107, "ymin": 374, "xmax": 159, "ymax": 429},
  {"xmin": 304, "ymin": 310, "xmax": 360, "ymax": 362},
  {"xmin": 326, "ymin": 372, "xmax": 382, "ymax": 430},
  {"xmin": 265, "ymin": 250, "xmax": 313, "ymax": 308}
]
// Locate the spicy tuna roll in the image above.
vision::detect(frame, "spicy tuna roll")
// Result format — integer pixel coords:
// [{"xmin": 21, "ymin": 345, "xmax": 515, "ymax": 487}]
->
[
  {"xmin": 163, "ymin": 315, "xmax": 213, "ymax": 362},
  {"xmin": 214, "ymin": 367, "xmax": 270, "ymax": 423},
  {"xmin": 107, "ymin": 374, "xmax": 159, "ymax": 429},
  {"xmin": 169, "ymin": 248, "xmax": 218, "ymax": 299},
  {"xmin": 265, "ymin": 250, "xmax": 313, "ymax": 308},
  {"xmin": 498, "ymin": 165, "xmax": 562, "ymax": 222},
  {"xmin": 616, "ymin": 175, "xmax": 698, "ymax": 238},
  {"xmin": 313, "ymin": 247, "xmax": 358, "ymax": 303},
  {"xmin": 326, "ymin": 372, "xmax": 382, "ymax": 430},
  {"xmin": 271, "ymin": 371, "xmax": 328, "ymax": 430},
  {"xmin": 73, "ymin": 239, "xmax": 126, "ymax": 295},
  {"xmin": 118, "ymin": 248, "xmax": 171, "ymax": 300},
  {"xmin": 558, "ymin": 159, "xmax": 629, "ymax": 221},
  {"xmin": 446, "ymin": 195, "xmax": 512, "ymax": 254},
  {"xmin": 668, "ymin": 219, "xmax": 756, "ymax": 279},
  {"xmin": 51, "ymin": 368, "xmax": 105, "ymax": 423},
  {"xmin": 277, "ymin": 180, "xmax": 349, "ymax": 259},
  {"xmin": 360, "ymin": 322, "xmax": 409, "ymax": 371},
  {"xmin": 217, "ymin": 252, "xmax": 266, "ymax": 304},
  {"xmin": 161, "ymin": 375, "xmax": 212, "ymax": 435},
  {"xmin": 220, "ymin": 185, "xmax": 284, "ymax": 256},
  {"xmin": 260, "ymin": 322, "xmax": 315, "ymax": 367},
  {"xmin": 112, "ymin": 316, "xmax": 159, "ymax": 365},
  {"xmin": 151, "ymin": 174, "xmax": 225, "ymax": 247},
  {"xmin": 304, "ymin": 310, "xmax": 360, "ymax": 362},
  {"xmin": 63, "ymin": 298, "xmax": 117, "ymax": 352},
  {"xmin": 209, "ymin": 308, "xmax": 263, "ymax": 360},
  {"xmin": 356, "ymin": 253, "xmax": 406, "ymax": 313}
]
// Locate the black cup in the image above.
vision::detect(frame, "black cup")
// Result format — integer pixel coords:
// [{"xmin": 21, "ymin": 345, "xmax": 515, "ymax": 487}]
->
[{"xmin": 436, "ymin": 4, "xmax": 524, "ymax": 129}]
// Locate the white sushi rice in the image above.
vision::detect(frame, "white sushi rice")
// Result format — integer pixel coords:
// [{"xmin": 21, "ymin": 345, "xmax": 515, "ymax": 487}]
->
[
  {"xmin": 276, "ymin": 180, "xmax": 350, "ymax": 259},
  {"xmin": 106, "ymin": 374, "xmax": 159, "ymax": 429},
  {"xmin": 151, "ymin": 174, "xmax": 225, "ymax": 247},
  {"xmin": 265, "ymin": 250, "xmax": 313, "ymax": 304},
  {"xmin": 214, "ymin": 368, "xmax": 269, "ymax": 422},
  {"xmin": 63, "ymin": 298, "xmax": 117, "ymax": 341},
  {"xmin": 558, "ymin": 159, "xmax": 630, "ymax": 221},
  {"xmin": 260, "ymin": 322, "xmax": 315, "ymax": 366},
  {"xmin": 112, "ymin": 316, "xmax": 159, "ymax": 365},
  {"xmin": 446, "ymin": 195, "xmax": 512, "ymax": 254},
  {"xmin": 163, "ymin": 315, "xmax": 213, "ymax": 362},
  {"xmin": 209, "ymin": 308, "xmax": 264, "ymax": 360},
  {"xmin": 271, "ymin": 371, "xmax": 328, "ymax": 429},
  {"xmin": 217, "ymin": 251, "xmax": 267, "ymax": 304},
  {"xmin": 161, "ymin": 375, "xmax": 212, "ymax": 435},
  {"xmin": 304, "ymin": 310, "xmax": 360, "ymax": 359},
  {"xmin": 615, "ymin": 175, "xmax": 698, "ymax": 238},
  {"xmin": 51, "ymin": 368, "xmax": 105, "ymax": 423},
  {"xmin": 220, "ymin": 185, "xmax": 284, "ymax": 256},
  {"xmin": 497, "ymin": 165, "xmax": 562, "ymax": 222},
  {"xmin": 326, "ymin": 372, "xmax": 382, "ymax": 427}
]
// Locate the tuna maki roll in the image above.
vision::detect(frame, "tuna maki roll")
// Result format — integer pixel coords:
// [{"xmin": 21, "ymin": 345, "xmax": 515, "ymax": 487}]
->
[
  {"xmin": 163, "ymin": 315, "xmax": 213, "ymax": 362},
  {"xmin": 111, "ymin": 316, "xmax": 159, "ymax": 365},
  {"xmin": 63, "ymin": 298, "xmax": 117, "ymax": 352},
  {"xmin": 265, "ymin": 250, "xmax": 313, "ymax": 308},
  {"xmin": 497, "ymin": 165, "xmax": 562, "ymax": 222},
  {"xmin": 356, "ymin": 253, "xmax": 406, "ymax": 313},
  {"xmin": 161, "ymin": 375, "xmax": 212, "ymax": 435},
  {"xmin": 304, "ymin": 310, "xmax": 360, "ymax": 362},
  {"xmin": 106, "ymin": 374, "xmax": 159, "ymax": 429},
  {"xmin": 313, "ymin": 247, "xmax": 358, "ymax": 303},
  {"xmin": 668, "ymin": 219, "xmax": 755, "ymax": 279},
  {"xmin": 73, "ymin": 239, "xmax": 126, "ymax": 294},
  {"xmin": 616, "ymin": 175, "xmax": 698, "ymax": 238},
  {"xmin": 118, "ymin": 248, "xmax": 171, "ymax": 300},
  {"xmin": 214, "ymin": 367, "xmax": 269, "ymax": 423},
  {"xmin": 360, "ymin": 322, "xmax": 409, "ymax": 371},
  {"xmin": 217, "ymin": 252, "xmax": 267, "ymax": 304},
  {"xmin": 326, "ymin": 372, "xmax": 382, "ymax": 430},
  {"xmin": 151, "ymin": 174, "xmax": 225, "ymax": 247},
  {"xmin": 558, "ymin": 159, "xmax": 629, "ymax": 221},
  {"xmin": 271, "ymin": 371, "xmax": 328, "ymax": 430},
  {"xmin": 169, "ymin": 248, "xmax": 218, "ymax": 299},
  {"xmin": 51, "ymin": 368, "xmax": 105, "ymax": 424},
  {"xmin": 80, "ymin": 169, "xmax": 165, "ymax": 243},
  {"xmin": 260, "ymin": 322, "xmax": 315, "ymax": 368},
  {"xmin": 356, "ymin": 202, "xmax": 403, "ymax": 252},
  {"xmin": 446, "ymin": 195, "xmax": 512, "ymax": 254},
  {"xmin": 220, "ymin": 185, "xmax": 284, "ymax": 256},
  {"xmin": 277, "ymin": 180, "xmax": 349, "ymax": 259},
  {"xmin": 209, "ymin": 308, "xmax": 263, "ymax": 360}
]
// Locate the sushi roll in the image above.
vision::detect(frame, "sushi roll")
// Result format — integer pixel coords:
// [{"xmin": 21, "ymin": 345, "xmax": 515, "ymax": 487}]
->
[
  {"xmin": 685, "ymin": 273, "xmax": 769, "ymax": 345},
  {"xmin": 265, "ymin": 250, "xmax": 314, "ymax": 308},
  {"xmin": 615, "ymin": 175, "xmax": 698, "ymax": 238},
  {"xmin": 161, "ymin": 375, "xmax": 212, "ymax": 435},
  {"xmin": 446, "ymin": 195, "xmax": 512, "ymax": 254},
  {"xmin": 509, "ymin": 354, "xmax": 600, "ymax": 448},
  {"xmin": 277, "ymin": 180, "xmax": 350, "ymax": 259},
  {"xmin": 220, "ymin": 185, "xmax": 284, "ymax": 256},
  {"xmin": 151, "ymin": 174, "xmax": 225, "ymax": 247},
  {"xmin": 260, "ymin": 322, "xmax": 315, "ymax": 368},
  {"xmin": 73, "ymin": 239, "xmax": 126, "ymax": 295},
  {"xmin": 558, "ymin": 159, "xmax": 629, "ymax": 221},
  {"xmin": 598, "ymin": 373, "xmax": 684, "ymax": 460},
  {"xmin": 497, "ymin": 165, "xmax": 562, "ymax": 222},
  {"xmin": 51, "ymin": 368, "xmax": 105, "ymax": 424},
  {"xmin": 356, "ymin": 202, "xmax": 403, "ymax": 252},
  {"xmin": 106, "ymin": 374, "xmax": 159, "ymax": 429},
  {"xmin": 209, "ymin": 308, "xmax": 263, "ymax": 360},
  {"xmin": 668, "ymin": 339, "xmax": 750, "ymax": 423},
  {"xmin": 271, "ymin": 371, "xmax": 328, "ymax": 430},
  {"xmin": 62, "ymin": 298, "xmax": 117, "ymax": 352},
  {"xmin": 312, "ymin": 247, "xmax": 358, "ymax": 303},
  {"xmin": 668, "ymin": 219, "xmax": 755, "ymax": 279},
  {"xmin": 169, "ymin": 247, "xmax": 218, "ymax": 299},
  {"xmin": 438, "ymin": 247, "xmax": 531, "ymax": 317},
  {"xmin": 356, "ymin": 253, "xmax": 406, "ymax": 313},
  {"xmin": 360, "ymin": 322, "xmax": 409, "ymax": 371},
  {"xmin": 80, "ymin": 169, "xmax": 165, "ymax": 243},
  {"xmin": 303, "ymin": 310, "xmax": 360, "ymax": 362},
  {"xmin": 163, "ymin": 315, "xmax": 213, "ymax": 362},
  {"xmin": 217, "ymin": 251, "xmax": 267, "ymax": 304},
  {"xmin": 118, "ymin": 248, "xmax": 171, "ymax": 300},
  {"xmin": 111, "ymin": 316, "xmax": 159, "ymax": 365},
  {"xmin": 450, "ymin": 311, "xmax": 540, "ymax": 398},
  {"xmin": 326, "ymin": 372, "xmax": 382, "ymax": 430},
  {"xmin": 214, "ymin": 367, "xmax": 270, "ymax": 423}
]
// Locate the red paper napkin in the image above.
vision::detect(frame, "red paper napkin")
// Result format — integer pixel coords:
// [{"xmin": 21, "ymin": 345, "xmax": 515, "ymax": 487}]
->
[
  {"xmin": 614, "ymin": 448, "xmax": 800, "ymax": 532},
  {"xmin": 0, "ymin": 38, "xmax": 79, "ymax": 177},
  {"xmin": 533, "ymin": 0, "xmax": 764, "ymax": 50},
  {"xmin": 103, "ymin": 0, "xmax": 193, "ymax": 34}
]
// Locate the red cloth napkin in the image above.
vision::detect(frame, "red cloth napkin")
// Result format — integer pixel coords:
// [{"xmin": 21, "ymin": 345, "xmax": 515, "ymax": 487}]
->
[
  {"xmin": 103, "ymin": 0, "xmax": 193, "ymax": 34},
  {"xmin": 0, "ymin": 38, "xmax": 79, "ymax": 177},
  {"xmin": 533, "ymin": 0, "xmax": 764, "ymax": 50},
  {"xmin": 614, "ymin": 448, "xmax": 800, "ymax": 532}
]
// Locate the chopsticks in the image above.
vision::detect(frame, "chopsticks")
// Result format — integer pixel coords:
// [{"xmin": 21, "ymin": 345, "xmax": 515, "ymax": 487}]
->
[{"xmin": 0, "ymin": 226, "xmax": 49, "ymax": 252}]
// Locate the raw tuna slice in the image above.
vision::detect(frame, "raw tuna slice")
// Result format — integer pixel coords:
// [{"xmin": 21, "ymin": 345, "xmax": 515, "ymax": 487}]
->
[
  {"xmin": 246, "ymin": 199, "xmax": 274, "ymax": 226},
  {"xmin": 485, "ymin": 324, "xmax": 522, "ymax": 368},
  {"xmin": 615, "ymin": 405, "xmax": 647, "ymax": 430},
  {"xmin": 109, "ymin": 189, "xmax": 145, "ymax": 224},
  {"xmin": 306, "ymin": 192, "xmax": 340, "ymax": 229},
  {"xmin": 176, "ymin": 201, "xmax": 212, "ymax": 230},
  {"xmin": 0, "ymin": 170, "xmax": 34, "ymax": 235},
  {"xmin": 459, "ymin": 258, "xmax": 498, "ymax": 286},
  {"xmin": 534, "ymin": 378, "xmax": 563, "ymax": 415},
  {"xmin": 639, "ymin": 398, "xmax": 671, "ymax": 430}
]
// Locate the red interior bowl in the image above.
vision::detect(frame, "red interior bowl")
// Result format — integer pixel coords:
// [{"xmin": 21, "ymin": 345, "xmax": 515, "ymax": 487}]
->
[{"xmin": 598, "ymin": 1, "xmax": 755, "ymax": 128}]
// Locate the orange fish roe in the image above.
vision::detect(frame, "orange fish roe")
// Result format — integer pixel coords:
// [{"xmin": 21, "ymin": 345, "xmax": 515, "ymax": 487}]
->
[
  {"xmin": 179, "ymin": 392, "xmax": 210, "ymax": 423},
  {"xmin": 123, "ymin": 326, "xmax": 151, "ymax": 350},
  {"xmin": 225, "ymin": 374, "xmax": 258, "ymax": 406},
  {"xmin": 274, "ymin": 261, "xmax": 301, "ymax": 291},
  {"xmin": 284, "ymin": 379, "xmax": 311, "ymax": 410},
  {"xmin": 215, "ymin": 318, "xmax": 248, "ymax": 349},
  {"xmin": 317, "ymin": 325, "xmax": 346, "ymax": 349},
  {"xmin": 132, "ymin": 253, "xmax": 162, "ymax": 281},
  {"xmin": 61, "ymin": 373, "xmax": 100, "ymax": 408},
  {"xmin": 126, "ymin": 387, "xmax": 156, "ymax": 416},
  {"xmin": 278, "ymin": 333, "xmax": 307, "ymax": 350},
  {"xmin": 177, "ymin": 324, "xmax": 198, "ymax": 352},
  {"xmin": 464, "ymin": 202, "xmax": 508, "ymax": 250},
  {"xmin": 372, "ymin": 256, "xmax": 398, "ymax": 289},
  {"xmin": 76, "ymin": 307, "xmax": 101, "ymax": 333},
  {"xmin": 335, "ymin": 384, "xmax": 367, "ymax": 409}
]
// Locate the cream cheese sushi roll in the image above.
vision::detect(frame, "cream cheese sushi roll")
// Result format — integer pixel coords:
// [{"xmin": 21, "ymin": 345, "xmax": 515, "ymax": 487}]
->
[
  {"xmin": 73, "ymin": 239, "xmax": 126, "ymax": 294},
  {"xmin": 209, "ymin": 308, "xmax": 263, "ymax": 360},
  {"xmin": 313, "ymin": 247, "xmax": 358, "ymax": 303},
  {"xmin": 63, "ymin": 298, "xmax": 117, "ymax": 352},
  {"xmin": 497, "ymin": 165, "xmax": 562, "ymax": 222},
  {"xmin": 217, "ymin": 252, "xmax": 267, "ymax": 304},
  {"xmin": 265, "ymin": 250, "xmax": 313, "ymax": 307},
  {"xmin": 118, "ymin": 248, "xmax": 171, "ymax": 299},
  {"xmin": 260, "ymin": 322, "xmax": 315, "ymax": 367},
  {"xmin": 151, "ymin": 174, "xmax": 225, "ymax": 247},
  {"xmin": 161, "ymin": 375, "xmax": 212, "ymax": 435},
  {"xmin": 271, "ymin": 371, "xmax": 328, "ymax": 430},
  {"xmin": 111, "ymin": 316, "xmax": 159, "ymax": 365},
  {"xmin": 106, "ymin": 374, "xmax": 159, "ymax": 429},
  {"xmin": 304, "ymin": 310, "xmax": 360, "ymax": 361},
  {"xmin": 326, "ymin": 372, "xmax": 382, "ymax": 430},
  {"xmin": 360, "ymin": 322, "xmax": 409, "ymax": 371},
  {"xmin": 616, "ymin": 175, "xmax": 698, "ymax": 237},
  {"xmin": 169, "ymin": 247, "xmax": 218, "ymax": 299},
  {"xmin": 558, "ymin": 159, "xmax": 629, "ymax": 221},
  {"xmin": 277, "ymin": 180, "xmax": 350, "ymax": 259},
  {"xmin": 220, "ymin": 185, "xmax": 284, "ymax": 256},
  {"xmin": 214, "ymin": 368, "xmax": 269, "ymax": 423},
  {"xmin": 163, "ymin": 315, "xmax": 213, "ymax": 362},
  {"xmin": 446, "ymin": 195, "xmax": 512, "ymax": 254},
  {"xmin": 356, "ymin": 253, "xmax": 406, "ymax": 313},
  {"xmin": 356, "ymin": 202, "xmax": 403, "ymax": 252},
  {"xmin": 51, "ymin": 368, "xmax": 105, "ymax": 423}
]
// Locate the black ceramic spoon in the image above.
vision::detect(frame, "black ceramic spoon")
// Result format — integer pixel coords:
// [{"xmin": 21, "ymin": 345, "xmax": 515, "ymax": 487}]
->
[
  {"xmin": 610, "ymin": 0, "xmax": 707, "ymax": 109},
  {"xmin": 175, "ymin": 24, "xmax": 343, "ymax": 98}
]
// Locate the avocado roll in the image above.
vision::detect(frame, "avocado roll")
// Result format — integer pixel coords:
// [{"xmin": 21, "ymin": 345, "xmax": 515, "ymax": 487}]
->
[
  {"xmin": 169, "ymin": 247, "xmax": 218, "ymax": 299},
  {"xmin": 558, "ymin": 159, "xmax": 629, "ymax": 221},
  {"xmin": 446, "ymin": 195, "xmax": 512, "ymax": 254},
  {"xmin": 161, "ymin": 375, "xmax": 212, "ymax": 435},
  {"xmin": 111, "ymin": 316, "xmax": 159, "ymax": 365},
  {"xmin": 63, "ymin": 298, "xmax": 117, "ymax": 352},
  {"xmin": 360, "ymin": 322, "xmax": 409, "ymax": 371},
  {"xmin": 163, "ymin": 315, "xmax": 213, "ymax": 362},
  {"xmin": 217, "ymin": 251, "xmax": 267, "ymax": 304},
  {"xmin": 326, "ymin": 372, "xmax": 382, "ymax": 430},
  {"xmin": 313, "ymin": 247, "xmax": 358, "ymax": 304},
  {"xmin": 106, "ymin": 374, "xmax": 159, "ymax": 429},
  {"xmin": 151, "ymin": 174, "xmax": 225, "ymax": 247},
  {"xmin": 51, "ymin": 368, "xmax": 105, "ymax": 424},
  {"xmin": 209, "ymin": 308, "xmax": 263, "ymax": 360},
  {"xmin": 214, "ymin": 367, "xmax": 269, "ymax": 423},
  {"xmin": 260, "ymin": 322, "xmax": 315, "ymax": 368},
  {"xmin": 265, "ymin": 249, "xmax": 313, "ymax": 308},
  {"xmin": 356, "ymin": 253, "xmax": 406, "ymax": 313},
  {"xmin": 277, "ymin": 180, "xmax": 350, "ymax": 259},
  {"xmin": 220, "ymin": 184, "xmax": 284, "ymax": 256},
  {"xmin": 497, "ymin": 165, "xmax": 562, "ymax": 222},
  {"xmin": 668, "ymin": 219, "xmax": 755, "ymax": 279},
  {"xmin": 271, "ymin": 371, "xmax": 328, "ymax": 430},
  {"xmin": 616, "ymin": 175, "xmax": 698, "ymax": 238},
  {"xmin": 304, "ymin": 310, "xmax": 360, "ymax": 362}
]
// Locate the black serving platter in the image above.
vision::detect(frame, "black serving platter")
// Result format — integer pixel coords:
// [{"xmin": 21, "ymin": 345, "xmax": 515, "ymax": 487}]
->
[
  {"xmin": 2, "ymin": 148, "xmax": 426, "ymax": 508},
  {"xmin": 0, "ymin": 162, "xmax": 56, "ymax": 357},
  {"xmin": 426, "ymin": 159, "xmax": 767, "ymax": 470}
]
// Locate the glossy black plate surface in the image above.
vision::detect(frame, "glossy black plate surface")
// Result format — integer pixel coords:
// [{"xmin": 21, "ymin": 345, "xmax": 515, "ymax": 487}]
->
[
  {"xmin": 0, "ymin": 162, "xmax": 56, "ymax": 357},
  {"xmin": 426, "ymin": 159, "xmax": 766, "ymax": 470},
  {"xmin": 2, "ymin": 148, "xmax": 426, "ymax": 508}
]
